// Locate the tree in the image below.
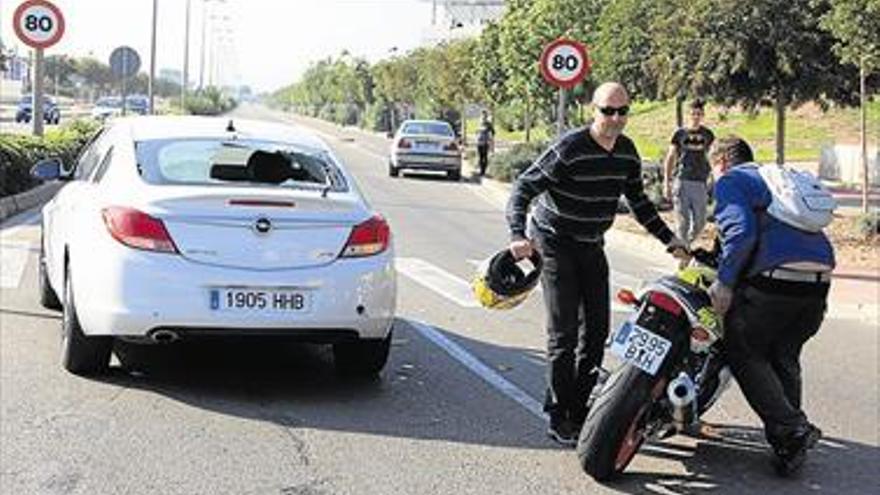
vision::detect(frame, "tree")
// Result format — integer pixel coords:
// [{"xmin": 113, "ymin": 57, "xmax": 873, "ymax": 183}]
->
[
  {"xmin": 656, "ymin": 0, "xmax": 861, "ymax": 164},
  {"xmin": 820, "ymin": 0, "xmax": 880, "ymax": 212}
]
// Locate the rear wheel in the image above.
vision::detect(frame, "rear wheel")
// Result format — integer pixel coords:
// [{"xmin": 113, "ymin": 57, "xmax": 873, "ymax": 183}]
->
[
  {"xmin": 447, "ymin": 169, "xmax": 461, "ymax": 181},
  {"xmin": 333, "ymin": 330, "xmax": 392, "ymax": 377},
  {"xmin": 576, "ymin": 364, "xmax": 663, "ymax": 481},
  {"xmin": 389, "ymin": 162, "xmax": 399, "ymax": 177},
  {"xmin": 61, "ymin": 264, "xmax": 112, "ymax": 375}
]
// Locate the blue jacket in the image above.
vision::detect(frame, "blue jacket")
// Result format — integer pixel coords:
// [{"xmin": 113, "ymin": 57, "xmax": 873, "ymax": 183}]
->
[{"xmin": 714, "ymin": 164, "xmax": 836, "ymax": 287}]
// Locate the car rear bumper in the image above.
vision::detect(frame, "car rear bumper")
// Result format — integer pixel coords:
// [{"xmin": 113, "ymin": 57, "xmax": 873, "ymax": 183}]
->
[
  {"xmin": 392, "ymin": 152, "xmax": 461, "ymax": 170},
  {"xmin": 71, "ymin": 243, "xmax": 397, "ymax": 341}
]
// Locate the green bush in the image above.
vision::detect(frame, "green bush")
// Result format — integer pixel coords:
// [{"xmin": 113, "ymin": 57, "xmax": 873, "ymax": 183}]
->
[
  {"xmin": 184, "ymin": 87, "xmax": 237, "ymax": 116},
  {"xmin": 487, "ymin": 141, "xmax": 549, "ymax": 182},
  {"xmin": 0, "ymin": 119, "xmax": 101, "ymax": 197}
]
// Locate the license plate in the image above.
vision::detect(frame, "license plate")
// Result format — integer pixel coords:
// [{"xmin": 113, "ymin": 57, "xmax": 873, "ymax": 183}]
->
[
  {"xmin": 609, "ymin": 321, "xmax": 671, "ymax": 376},
  {"xmin": 209, "ymin": 288, "xmax": 312, "ymax": 313},
  {"xmin": 415, "ymin": 140, "xmax": 439, "ymax": 150}
]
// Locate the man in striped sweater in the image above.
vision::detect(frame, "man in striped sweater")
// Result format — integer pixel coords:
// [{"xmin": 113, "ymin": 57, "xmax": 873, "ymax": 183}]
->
[{"xmin": 507, "ymin": 82, "xmax": 686, "ymax": 445}]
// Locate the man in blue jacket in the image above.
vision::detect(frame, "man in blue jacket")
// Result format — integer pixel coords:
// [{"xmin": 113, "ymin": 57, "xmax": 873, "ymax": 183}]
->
[{"xmin": 708, "ymin": 136, "xmax": 834, "ymax": 476}]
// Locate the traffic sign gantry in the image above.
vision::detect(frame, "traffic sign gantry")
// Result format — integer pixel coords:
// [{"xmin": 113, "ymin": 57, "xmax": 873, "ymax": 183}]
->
[
  {"xmin": 12, "ymin": 0, "xmax": 65, "ymax": 50},
  {"xmin": 540, "ymin": 38, "xmax": 590, "ymax": 89}
]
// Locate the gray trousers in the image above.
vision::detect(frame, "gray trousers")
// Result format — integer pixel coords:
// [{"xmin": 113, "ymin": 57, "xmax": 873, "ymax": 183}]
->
[{"xmin": 673, "ymin": 179, "xmax": 709, "ymax": 243}]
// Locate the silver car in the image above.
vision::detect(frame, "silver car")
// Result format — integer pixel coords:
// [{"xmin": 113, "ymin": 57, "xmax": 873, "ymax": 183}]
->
[{"xmin": 388, "ymin": 120, "xmax": 462, "ymax": 181}]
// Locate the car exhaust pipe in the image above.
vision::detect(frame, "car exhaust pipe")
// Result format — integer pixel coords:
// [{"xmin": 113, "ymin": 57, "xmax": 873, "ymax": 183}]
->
[
  {"xmin": 667, "ymin": 371, "xmax": 697, "ymax": 429},
  {"xmin": 150, "ymin": 329, "xmax": 179, "ymax": 344}
]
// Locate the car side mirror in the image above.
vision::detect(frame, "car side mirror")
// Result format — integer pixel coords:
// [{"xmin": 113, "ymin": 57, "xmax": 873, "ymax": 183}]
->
[{"xmin": 31, "ymin": 157, "xmax": 69, "ymax": 181}]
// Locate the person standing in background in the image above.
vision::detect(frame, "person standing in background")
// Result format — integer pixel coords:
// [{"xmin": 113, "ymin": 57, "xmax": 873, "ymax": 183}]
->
[
  {"xmin": 476, "ymin": 110, "xmax": 495, "ymax": 177},
  {"xmin": 663, "ymin": 100, "xmax": 715, "ymax": 245}
]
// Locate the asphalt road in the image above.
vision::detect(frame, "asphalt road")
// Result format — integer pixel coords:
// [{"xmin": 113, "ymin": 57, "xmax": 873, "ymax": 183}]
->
[{"xmin": 1, "ymin": 104, "xmax": 877, "ymax": 495}]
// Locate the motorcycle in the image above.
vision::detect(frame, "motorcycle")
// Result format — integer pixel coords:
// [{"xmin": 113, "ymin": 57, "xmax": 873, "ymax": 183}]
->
[{"xmin": 576, "ymin": 248, "xmax": 732, "ymax": 481}]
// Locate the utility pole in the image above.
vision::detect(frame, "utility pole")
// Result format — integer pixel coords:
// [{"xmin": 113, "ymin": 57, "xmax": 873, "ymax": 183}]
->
[
  {"xmin": 182, "ymin": 0, "xmax": 191, "ymax": 108},
  {"xmin": 148, "ymin": 0, "xmax": 158, "ymax": 114},
  {"xmin": 199, "ymin": 0, "xmax": 207, "ymax": 89}
]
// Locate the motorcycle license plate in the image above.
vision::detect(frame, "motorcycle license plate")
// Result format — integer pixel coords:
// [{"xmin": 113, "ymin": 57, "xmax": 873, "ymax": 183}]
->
[{"xmin": 610, "ymin": 321, "xmax": 671, "ymax": 376}]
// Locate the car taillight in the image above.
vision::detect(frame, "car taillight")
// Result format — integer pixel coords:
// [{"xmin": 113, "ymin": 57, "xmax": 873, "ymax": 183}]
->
[
  {"xmin": 444, "ymin": 141, "xmax": 459, "ymax": 152},
  {"xmin": 397, "ymin": 138, "xmax": 412, "ymax": 149},
  {"xmin": 648, "ymin": 291, "xmax": 682, "ymax": 316},
  {"xmin": 341, "ymin": 215, "xmax": 390, "ymax": 258},
  {"xmin": 102, "ymin": 207, "xmax": 178, "ymax": 253}
]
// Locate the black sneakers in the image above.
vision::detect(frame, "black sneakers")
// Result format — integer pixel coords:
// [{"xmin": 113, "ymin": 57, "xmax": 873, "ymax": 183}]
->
[
  {"xmin": 773, "ymin": 423, "xmax": 823, "ymax": 477},
  {"xmin": 547, "ymin": 416, "xmax": 578, "ymax": 447}
]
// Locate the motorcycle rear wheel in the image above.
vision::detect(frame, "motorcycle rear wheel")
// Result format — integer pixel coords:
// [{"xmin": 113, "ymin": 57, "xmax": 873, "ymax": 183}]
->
[{"xmin": 576, "ymin": 364, "xmax": 665, "ymax": 481}]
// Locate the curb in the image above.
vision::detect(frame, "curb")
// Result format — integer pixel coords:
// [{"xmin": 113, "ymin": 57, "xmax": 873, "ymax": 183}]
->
[{"xmin": 0, "ymin": 182, "xmax": 62, "ymax": 223}]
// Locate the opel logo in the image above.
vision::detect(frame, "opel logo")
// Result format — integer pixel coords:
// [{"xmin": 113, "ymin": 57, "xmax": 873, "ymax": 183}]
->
[{"xmin": 253, "ymin": 217, "xmax": 272, "ymax": 235}]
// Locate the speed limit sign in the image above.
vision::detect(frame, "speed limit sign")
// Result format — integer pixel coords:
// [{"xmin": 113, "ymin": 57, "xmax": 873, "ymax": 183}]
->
[
  {"xmin": 540, "ymin": 38, "xmax": 590, "ymax": 89},
  {"xmin": 13, "ymin": 0, "xmax": 65, "ymax": 50}
]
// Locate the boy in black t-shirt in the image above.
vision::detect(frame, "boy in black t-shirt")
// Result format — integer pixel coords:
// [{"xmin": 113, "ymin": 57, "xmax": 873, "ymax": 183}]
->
[{"xmin": 663, "ymin": 100, "xmax": 715, "ymax": 244}]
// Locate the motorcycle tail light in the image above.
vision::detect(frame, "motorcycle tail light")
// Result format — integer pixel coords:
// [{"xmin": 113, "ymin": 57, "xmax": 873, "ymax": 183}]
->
[
  {"xmin": 616, "ymin": 289, "xmax": 639, "ymax": 306},
  {"xmin": 691, "ymin": 327, "xmax": 711, "ymax": 342},
  {"xmin": 648, "ymin": 292, "xmax": 682, "ymax": 316}
]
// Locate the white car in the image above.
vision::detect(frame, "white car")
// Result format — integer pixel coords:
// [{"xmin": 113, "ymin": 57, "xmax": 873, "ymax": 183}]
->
[
  {"xmin": 90, "ymin": 96, "xmax": 123, "ymax": 121},
  {"xmin": 33, "ymin": 116, "xmax": 396, "ymax": 376},
  {"xmin": 388, "ymin": 119, "xmax": 462, "ymax": 180}
]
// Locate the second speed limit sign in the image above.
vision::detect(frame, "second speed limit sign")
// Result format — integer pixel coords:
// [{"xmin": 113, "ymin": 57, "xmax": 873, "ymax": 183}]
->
[
  {"xmin": 13, "ymin": 0, "xmax": 65, "ymax": 50},
  {"xmin": 540, "ymin": 38, "xmax": 590, "ymax": 89}
]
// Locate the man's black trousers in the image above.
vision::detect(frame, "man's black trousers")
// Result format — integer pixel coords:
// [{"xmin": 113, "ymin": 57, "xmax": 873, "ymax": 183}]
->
[
  {"xmin": 477, "ymin": 144, "xmax": 489, "ymax": 176},
  {"xmin": 535, "ymin": 232, "xmax": 609, "ymax": 424},
  {"xmin": 724, "ymin": 277, "xmax": 829, "ymax": 447}
]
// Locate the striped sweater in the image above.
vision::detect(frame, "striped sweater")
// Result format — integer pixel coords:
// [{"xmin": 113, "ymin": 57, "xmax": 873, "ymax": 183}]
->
[{"xmin": 506, "ymin": 127, "xmax": 674, "ymax": 245}]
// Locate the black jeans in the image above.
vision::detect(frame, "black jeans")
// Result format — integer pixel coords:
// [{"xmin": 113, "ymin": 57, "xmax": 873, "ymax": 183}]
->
[
  {"xmin": 535, "ymin": 232, "xmax": 610, "ymax": 423},
  {"xmin": 477, "ymin": 144, "xmax": 489, "ymax": 176},
  {"xmin": 723, "ymin": 277, "xmax": 829, "ymax": 447}
]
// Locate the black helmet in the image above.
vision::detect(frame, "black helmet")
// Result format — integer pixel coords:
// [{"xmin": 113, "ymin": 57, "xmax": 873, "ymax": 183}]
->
[{"xmin": 472, "ymin": 249, "xmax": 543, "ymax": 310}]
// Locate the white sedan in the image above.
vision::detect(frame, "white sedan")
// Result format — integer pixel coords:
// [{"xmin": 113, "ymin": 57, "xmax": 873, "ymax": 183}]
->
[
  {"xmin": 388, "ymin": 119, "xmax": 462, "ymax": 180},
  {"xmin": 33, "ymin": 116, "xmax": 396, "ymax": 376}
]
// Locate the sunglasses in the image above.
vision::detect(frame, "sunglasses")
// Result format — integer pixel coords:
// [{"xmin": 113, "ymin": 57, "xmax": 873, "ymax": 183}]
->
[{"xmin": 597, "ymin": 105, "xmax": 630, "ymax": 117}]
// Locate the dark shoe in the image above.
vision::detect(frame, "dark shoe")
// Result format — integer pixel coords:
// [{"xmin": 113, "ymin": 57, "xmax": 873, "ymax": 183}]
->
[
  {"xmin": 773, "ymin": 426, "xmax": 818, "ymax": 477},
  {"xmin": 804, "ymin": 423, "xmax": 822, "ymax": 449},
  {"xmin": 547, "ymin": 417, "xmax": 577, "ymax": 447}
]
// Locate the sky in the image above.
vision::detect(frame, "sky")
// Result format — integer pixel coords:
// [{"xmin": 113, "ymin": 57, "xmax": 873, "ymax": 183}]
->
[{"xmin": 1, "ymin": 0, "xmax": 437, "ymax": 92}]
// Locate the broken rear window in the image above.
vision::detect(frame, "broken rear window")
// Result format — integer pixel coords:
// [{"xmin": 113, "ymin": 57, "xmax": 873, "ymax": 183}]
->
[{"xmin": 134, "ymin": 138, "xmax": 348, "ymax": 192}]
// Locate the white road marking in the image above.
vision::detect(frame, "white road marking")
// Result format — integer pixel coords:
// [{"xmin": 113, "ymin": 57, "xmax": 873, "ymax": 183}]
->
[
  {"xmin": 406, "ymin": 318, "xmax": 546, "ymax": 420},
  {"xmin": 397, "ymin": 257, "xmax": 479, "ymax": 308},
  {"xmin": 1, "ymin": 210, "xmax": 41, "ymax": 289},
  {"xmin": 0, "ymin": 242, "xmax": 33, "ymax": 289}
]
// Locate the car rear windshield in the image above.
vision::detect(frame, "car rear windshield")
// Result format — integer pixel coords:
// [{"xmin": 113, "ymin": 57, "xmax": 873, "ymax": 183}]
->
[
  {"xmin": 135, "ymin": 138, "xmax": 348, "ymax": 192},
  {"xmin": 402, "ymin": 122, "xmax": 454, "ymax": 136}
]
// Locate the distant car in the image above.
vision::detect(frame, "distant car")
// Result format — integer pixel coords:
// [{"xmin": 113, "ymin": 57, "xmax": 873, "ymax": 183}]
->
[
  {"xmin": 125, "ymin": 95, "xmax": 149, "ymax": 115},
  {"xmin": 90, "ymin": 96, "xmax": 122, "ymax": 120},
  {"xmin": 389, "ymin": 119, "xmax": 462, "ymax": 181},
  {"xmin": 15, "ymin": 95, "xmax": 61, "ymax": 124},
  {"xmin": 32, "ymin": 116, "xmax": 397, "ymax": 377}
]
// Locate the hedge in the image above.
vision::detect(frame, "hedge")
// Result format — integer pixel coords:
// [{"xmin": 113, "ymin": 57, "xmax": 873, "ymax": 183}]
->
[{"xmin": 0, "ymin": 119, "xmax": 101, "ymax": 197}]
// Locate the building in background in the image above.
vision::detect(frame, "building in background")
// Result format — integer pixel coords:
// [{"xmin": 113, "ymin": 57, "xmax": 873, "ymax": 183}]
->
[{"xmin": 423, "ymin": 0, "xmax": 506, "ymax": 42}]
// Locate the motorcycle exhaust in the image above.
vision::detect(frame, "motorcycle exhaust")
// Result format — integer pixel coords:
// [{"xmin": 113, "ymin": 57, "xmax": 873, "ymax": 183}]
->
[{"xmin": 667, "ymin": 372, "xmax": 697, "ymax": 429}]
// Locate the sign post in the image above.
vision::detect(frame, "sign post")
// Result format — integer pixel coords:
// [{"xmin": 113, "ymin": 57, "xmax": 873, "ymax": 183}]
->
[
  {"xmin": 13, "ymin": 0, "xmax": 65, "ymax": 137},
  {"xmin": 109, "ymin": 46, "xmax": 141, "ymax": 116},
  {"xmin": 539, "ymin": 38, "xmax": 590, "ymax": 137}
]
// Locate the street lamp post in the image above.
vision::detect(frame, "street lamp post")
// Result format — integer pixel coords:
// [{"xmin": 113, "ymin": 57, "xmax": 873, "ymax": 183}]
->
[
  {"xmin": 148, "ymin": 0, "xmax": 158, "ymax": 114},
  {"xmin": 182, "ymin": 0, "xmax": 191, "ymax": 108}
]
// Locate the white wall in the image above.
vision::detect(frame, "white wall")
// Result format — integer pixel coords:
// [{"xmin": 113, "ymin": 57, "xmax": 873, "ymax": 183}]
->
[{"xmin": 819, "ymin": 144, "xmax": 880, "ymax": 186}]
